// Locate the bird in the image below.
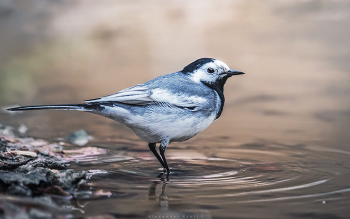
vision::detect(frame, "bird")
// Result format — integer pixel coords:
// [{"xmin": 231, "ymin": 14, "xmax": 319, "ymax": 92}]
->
[{"xmin": 8, "ymin": 58, "xmax": 244, "ymax": 172}]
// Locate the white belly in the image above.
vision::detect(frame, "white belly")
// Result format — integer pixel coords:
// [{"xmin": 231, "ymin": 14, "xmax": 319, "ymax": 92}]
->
[
  {"xmin": 100, "ymin": 105, "xmax": 216, "ymax": 143},
  {"xmin": 131, "ymin": 113, "xmax": 216, "ymax": 143}
]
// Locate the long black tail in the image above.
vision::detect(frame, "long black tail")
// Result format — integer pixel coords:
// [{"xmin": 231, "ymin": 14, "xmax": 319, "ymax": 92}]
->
[{"xmin": 7, "ymin": 104, "xmax": 88, "ymax": 111}]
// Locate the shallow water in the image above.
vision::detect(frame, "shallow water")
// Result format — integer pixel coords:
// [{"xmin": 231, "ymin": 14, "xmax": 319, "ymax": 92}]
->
[
  {"xmin": 1, "ymin": 0, "xmax": 350, "ymax": 218},
  {"xmin": 65, "ymin": 136, "xmax": 350, "ymax": 218}
]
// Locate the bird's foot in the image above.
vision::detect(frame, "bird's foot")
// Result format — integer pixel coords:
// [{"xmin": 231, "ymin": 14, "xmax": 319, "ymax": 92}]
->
[{"xmin": 162, "ymin": 167, "xmax": 170, "ymax": 173}]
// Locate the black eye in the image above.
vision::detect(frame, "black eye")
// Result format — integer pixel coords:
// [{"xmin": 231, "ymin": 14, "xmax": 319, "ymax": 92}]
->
[{"xmin": 207, "ymin": 67, "xmax": 215, "ymax": 73}]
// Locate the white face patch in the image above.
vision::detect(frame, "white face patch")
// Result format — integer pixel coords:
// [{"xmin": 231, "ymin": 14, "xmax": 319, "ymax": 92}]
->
[
  {"xmin": 213, "ymin": 60, "xmax": 230, "ymax": 72},
  {"xmin": 190, "ymin": 70, "xmax": 209, "ymax": 83},
  {"xmin": 189, "ymin": 59, "xmax": 231, "ymax": 84}
]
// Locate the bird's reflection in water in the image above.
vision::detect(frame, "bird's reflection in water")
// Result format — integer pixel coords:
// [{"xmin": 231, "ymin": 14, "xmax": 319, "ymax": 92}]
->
[{"xmin": 148, "ymin": 173, "xmax": 169, "ymax": 210}]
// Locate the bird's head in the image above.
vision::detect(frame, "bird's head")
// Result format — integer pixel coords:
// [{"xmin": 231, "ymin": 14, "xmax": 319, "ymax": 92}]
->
[{"xmin": 182, "ymin": 58, "xmax": 244, "ymax": 86}]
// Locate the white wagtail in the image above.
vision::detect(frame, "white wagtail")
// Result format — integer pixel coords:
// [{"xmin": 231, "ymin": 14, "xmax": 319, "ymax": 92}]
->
[{"xmin": 8, "ymin": 58, "xmax": 244, "ymax": 172}]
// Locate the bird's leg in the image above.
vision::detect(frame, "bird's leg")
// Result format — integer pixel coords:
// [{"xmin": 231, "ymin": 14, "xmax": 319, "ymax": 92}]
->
[
  {"xmin": 159, "ymin": 139, "xmax": 170, "ymax": 172},
  {"xmin": 149, "ymin": 143, "xmax": 166, "ymax": 169}
]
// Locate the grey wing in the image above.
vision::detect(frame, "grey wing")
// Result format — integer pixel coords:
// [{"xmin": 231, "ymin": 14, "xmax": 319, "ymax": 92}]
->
[
  {"xmin": 85, "ymin": 85, "xmax": 153, "ymax": 105},
  {"xmin": 84, "ymin": 84, "xmax": 206, "ymax": 108}
]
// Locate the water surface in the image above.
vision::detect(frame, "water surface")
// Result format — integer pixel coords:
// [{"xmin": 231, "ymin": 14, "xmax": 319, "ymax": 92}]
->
[{"xmin": 1, "ymin": 1, "xmax": 350, "ymax": 218}]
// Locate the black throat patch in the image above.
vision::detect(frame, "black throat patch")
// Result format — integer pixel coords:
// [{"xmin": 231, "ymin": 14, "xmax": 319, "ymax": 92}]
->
[{"xmin": 202, "ymin": 77, "xmax": 229, "ymax": 120}]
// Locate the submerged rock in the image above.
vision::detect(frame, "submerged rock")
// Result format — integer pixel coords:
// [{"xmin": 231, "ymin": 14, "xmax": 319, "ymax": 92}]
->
[
  {"xmin": 18, "ymin": 124, "xmax": 28, "ymax": 134},
  {"xmin": 67, "ymin": 129, "xmax": 92, "ymax": 146}
]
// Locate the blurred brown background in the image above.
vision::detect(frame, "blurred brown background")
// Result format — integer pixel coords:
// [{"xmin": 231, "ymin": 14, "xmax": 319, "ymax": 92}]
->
[{"xmin": 1, "ymin": 0, "xmax": 350, "ymax": 146}]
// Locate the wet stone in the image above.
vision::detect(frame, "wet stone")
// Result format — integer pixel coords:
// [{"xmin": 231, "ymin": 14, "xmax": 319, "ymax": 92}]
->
[
  {"xmin": 0, "ymin": 138, "xmax": 6, "ymax": 152},
  {"xmin": 11, "ymin": 150, "xmax": 37, "ymax": 158},
  {"xmin": 0, "ymin": 171, "xmax": 48, "ymax": 186},
  {"xmin": 47, "ymin": 169, "xmax": 86, "ymax": 190},
  {"xmin": 19, "ymin": 154, "xmax": 68, "ymax": 171},
  {"xmin": 0, "ymin": 128, "xmax": 89, "ymax": 201},
  {"xmin": 6, "ymin": 184, "xmax": 33, "ymax": 196},
  {"xmin": 20, "ymin": 146, "xmax": 29, "ymax": 151},
  {"xmin": 0, "ymin": 154, "xmax": 32, "ymax": 170}
]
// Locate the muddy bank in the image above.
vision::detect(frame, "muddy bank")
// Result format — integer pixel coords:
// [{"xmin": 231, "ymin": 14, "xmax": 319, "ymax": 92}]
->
[{"xmin": 0, "ymin": 124, "xmax": 110, "ymax": 218}]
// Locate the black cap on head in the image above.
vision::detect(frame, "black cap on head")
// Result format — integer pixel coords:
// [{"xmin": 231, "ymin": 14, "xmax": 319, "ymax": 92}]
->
[{"xmin": 182, "ymin": 58, "xmax": 215, "ymax": 74}]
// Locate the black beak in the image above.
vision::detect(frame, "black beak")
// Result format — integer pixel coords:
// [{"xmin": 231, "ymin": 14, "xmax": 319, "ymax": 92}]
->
[{"xmin": 227, "ymin": 69, "xmax": 245, "ymax": 75}]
